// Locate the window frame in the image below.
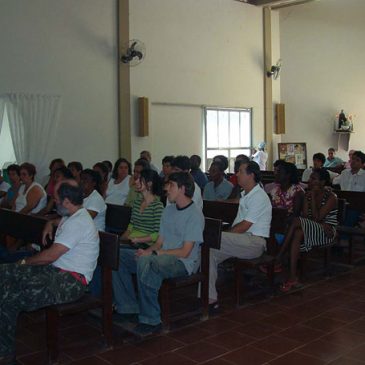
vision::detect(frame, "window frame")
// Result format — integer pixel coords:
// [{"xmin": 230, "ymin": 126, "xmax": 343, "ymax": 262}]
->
[{"xmin": 204, "ymin": 106, "xmax": 253, "ymax": 172}]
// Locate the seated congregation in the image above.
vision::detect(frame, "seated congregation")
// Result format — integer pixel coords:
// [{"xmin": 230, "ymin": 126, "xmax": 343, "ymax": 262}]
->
[{"xmin": 1, "ymin": 147, "xmax": 365, "ymax": 364}]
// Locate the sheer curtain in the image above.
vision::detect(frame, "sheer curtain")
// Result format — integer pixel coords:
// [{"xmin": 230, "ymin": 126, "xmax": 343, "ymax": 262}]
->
[
  {"xmin": 0, "ymin": 98, "xmax": 5, "ymax": 133},
  {"xmin": 5, "ymin": 93, "xmax": 61, "ymax": 179}
]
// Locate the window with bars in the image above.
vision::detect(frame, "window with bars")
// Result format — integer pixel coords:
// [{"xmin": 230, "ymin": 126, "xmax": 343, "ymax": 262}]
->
[{"xmin": 205, "ymin": 107, "xmax": 252, "ymax": 172}]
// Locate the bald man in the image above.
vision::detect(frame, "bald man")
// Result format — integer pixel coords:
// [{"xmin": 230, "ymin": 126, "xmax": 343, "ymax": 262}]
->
[{"xmin": 0, "ymin": 181, "xmax": 99, "ymax": 364}]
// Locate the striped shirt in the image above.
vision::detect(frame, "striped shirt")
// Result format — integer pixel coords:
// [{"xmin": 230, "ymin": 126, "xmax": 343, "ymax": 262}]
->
[
  {"xmin": 306, "ymin": 189, "xmax": 337, "ymax": 226},
  {"xmin": 128, "ymin": 195, "xmax": 164, "ymax": 242}
]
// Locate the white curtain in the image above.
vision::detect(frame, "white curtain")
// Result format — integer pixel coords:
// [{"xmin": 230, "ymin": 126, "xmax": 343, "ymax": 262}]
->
[
  {"xmin": 4, "ymin": 93, "xmax": 61, "ymax": 179},
  {"xmin": 0, "ymin": 98, "xmax": 5, "ymax": 134}
]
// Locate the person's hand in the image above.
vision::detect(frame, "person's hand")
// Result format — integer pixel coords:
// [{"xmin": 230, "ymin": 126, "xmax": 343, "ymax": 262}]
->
[
  {"xmin": 130, "ymin": 237, "xmax": 139, "ymax": 244},
  {"xmin": 135, "ymin": 249, "xmax": 151, "ymax": 258},
  {"xmin": 42, "ymin": 221, "xmax": 54, "ymax": 246}
]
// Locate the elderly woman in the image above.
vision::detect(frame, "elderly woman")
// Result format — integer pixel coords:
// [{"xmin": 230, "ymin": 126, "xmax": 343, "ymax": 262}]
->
[
  {"xmin": 277, "ymin": 168, "xmax": 337, "ymax": 292},
  {"xmin": 105, "ymin": 158, "xmax": 131, "ymax": 206},
  {"xmin": 14, "ymin": 163, "xmax": 47, "ymax": 214}
]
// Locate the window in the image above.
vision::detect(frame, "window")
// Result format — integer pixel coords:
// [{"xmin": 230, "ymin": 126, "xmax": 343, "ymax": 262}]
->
[
  {"xmin": 205, "ymin": 107, "xmax": 252, "ymax": 172},
  {"xmin": 0, "ymin": 105, "xmax": 17, "ymax": 170}
]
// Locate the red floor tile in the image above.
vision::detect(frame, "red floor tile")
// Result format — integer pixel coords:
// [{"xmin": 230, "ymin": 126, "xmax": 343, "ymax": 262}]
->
[
  {"xmin": 321, "ymin": 307, "xmax": 364, "ymax": 322},
  {"xmin": 297, "ymin": 339, "xmax": 348, "ymax": 362},
  {"xmin": 99, "ymin": 344, "xmax": 153, "ymax": 365},
  {"xmin": 17, "ymin": 350, "xmax": 72, "ymax": 365},
  {"xmin": 205, "ymin": 329, "xmax": 256, "ymax": 350},
  {"xmin": 175, "ymin": 341, "xmax": 228, "ymax": 363},
  {"xmin": 278, "ymin": 324, "xmax": 325, "ymax": 343},
  {"xmin": 222, "ymin": 308, "xmax": 266, "ymax": 324},
  {"xmin": 222, "ymin": 345, "xmax": 275, "ymax": 365},
  {"xmin": 140, "ymin": 352, "xmax": 196, "ymax": 365},
  {"xmin": 251, "ymin": 334, "xmax": 303, "ymax": 356},
  {"xmin": 134, "ymin": 335, "xmax": 185, "ymax": 354},
  {"xmin": 344, "ymin": 319, "xmax": 365, "ymax": 335},
  {"xmin": 168, "ymin": 325, "xmax": 212, "ymax": 344},
  {"xmin": 68, "ymin": 356, "xmax": 111, "ymax": 365},
  {"xmin": 263, "ymin": 311, "xmax": 303, "ymax": 329},
  {"xmin": 345, "ymin": 343, "xmax": 365, "ymax": 362},
  {"xmin": 319, "ymin": 329, "xmax": 365, "ymax": 348},
  {"xmin": 197, "ymin": 317, "xmax": 240, "ymax": 334},
  {"xmin": 328, "ymin": 357, "xmax": 365, "ymax": 365},
  {"xmin": 302, "ymin": 315, "xmax": 347, "ymax": 332},
  {"xmin": 268, "ymin": 351, "xmax": 325, "ymax": 365},
  {"xmin": 235, "ymin": 320, "xmax": 281, "ymax": 339}
]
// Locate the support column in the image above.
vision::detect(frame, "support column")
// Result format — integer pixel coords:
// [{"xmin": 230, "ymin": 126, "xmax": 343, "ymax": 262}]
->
[
  {"xmin": 263, "ymin": 7, "xmax": 273, "ymax": 169},
  {"xmin": 117, "ymin": 0, "xmax": 132, "ymax": 160}
]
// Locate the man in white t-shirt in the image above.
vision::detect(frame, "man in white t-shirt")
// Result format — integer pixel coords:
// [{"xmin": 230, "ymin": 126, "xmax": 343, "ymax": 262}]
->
[
  {"xmin": 0, "ymin": 181, "xmax": 99, "ymax": 364},
  {"xmin": 209, "ymin": 161, "xmax": 272, "ymax": 304}
]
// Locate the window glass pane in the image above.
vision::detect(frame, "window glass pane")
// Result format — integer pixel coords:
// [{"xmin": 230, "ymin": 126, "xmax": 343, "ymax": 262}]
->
[
  {"xmin": 240, "ymin": 111, "xmax": 251, "ymax": 147},
  {"xmin": 205, "ymin": 108, "xmax": 251, "ymax": 173},
  {"xmin": 206, "ymin": 110, "xmax": 218, "ymax": 148},
  {"xmin": 229, "ymin": 112, "xmax": 240, "ymax": 147},
  {"xmin": 207, "ymin": 149, "xmax": 228, "ymax": 159},
  {"xmin": 218, "ymin": 111, "xmax": 229, "ymax": 148}
]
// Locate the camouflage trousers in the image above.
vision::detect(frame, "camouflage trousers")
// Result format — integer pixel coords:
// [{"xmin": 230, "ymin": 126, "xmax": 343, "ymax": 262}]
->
[{"xmin": 0, "ymin": 263, "xmax": 85, "ymax": 357}]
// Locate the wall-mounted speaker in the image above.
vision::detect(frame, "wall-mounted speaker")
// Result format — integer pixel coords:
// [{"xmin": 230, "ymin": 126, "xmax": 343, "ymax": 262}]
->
[
  {"xmin": 275, "ymin": 103, "xmax": 285, "ymax": 134},
  {"xmin": 138, "ymin": 97, "xmax": 149, "ymax": 137}
]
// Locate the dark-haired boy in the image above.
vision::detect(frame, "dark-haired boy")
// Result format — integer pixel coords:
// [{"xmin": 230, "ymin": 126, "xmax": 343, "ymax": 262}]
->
[
  {"xmin": 113, "ymin": 172, "xmax": 204, "ymax": 336},
  {"xmin": 208, "ymin": 161, "xmax": 272, "ymax": 304},
  {"xmin": 302, "ymin": 153, "xmax": 338, "ymax": 183}
]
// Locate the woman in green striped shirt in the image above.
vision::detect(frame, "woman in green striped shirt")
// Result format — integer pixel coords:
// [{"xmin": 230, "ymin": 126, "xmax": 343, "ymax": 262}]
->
[{"xmin": 121, "ymin": 169, "xmax": 163, "ymax": 247}]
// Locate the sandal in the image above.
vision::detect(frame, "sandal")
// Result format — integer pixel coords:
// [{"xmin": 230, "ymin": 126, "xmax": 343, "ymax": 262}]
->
[{"xmin": 280, "ymin": 279, "xmax": 301, "ymax": 293}]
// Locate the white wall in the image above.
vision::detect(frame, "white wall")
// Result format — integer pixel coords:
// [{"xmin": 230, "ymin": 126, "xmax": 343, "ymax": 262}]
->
[
  {"xmin": 0, "ymin": 0, "xmax": 118, "ymax": 169},
  {"xmin": 279, "ymin": 0, "xmax": 365, "ymax": 164},
  {"xmin": 129, "ymin": 0, "xmax": 265, "ymax": 168}
]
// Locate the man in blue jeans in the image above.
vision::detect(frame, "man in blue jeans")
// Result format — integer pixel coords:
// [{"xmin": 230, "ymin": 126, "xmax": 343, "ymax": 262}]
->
[{"xmin": 112, "ymin": 172, "xmax": 204, "ymax": 336}]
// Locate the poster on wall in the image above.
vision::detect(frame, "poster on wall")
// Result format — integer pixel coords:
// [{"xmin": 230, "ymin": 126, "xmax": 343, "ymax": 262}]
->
[{"xmin": 278, "ymin": 143, "xmax": 307, "ymax": 169}]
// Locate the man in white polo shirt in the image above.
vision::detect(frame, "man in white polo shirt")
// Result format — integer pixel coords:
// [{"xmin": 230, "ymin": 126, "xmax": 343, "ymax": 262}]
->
[
  {"xmin": 0, "ymin": 181, "xmax": 99, "ymax": 364},
  {"xmin": 208, "ymin": 161, "xmax": 272, "ymax": 304},
  {"xmin": 333, "ymin": 150, "xmax": 365, "ymax": 192}
]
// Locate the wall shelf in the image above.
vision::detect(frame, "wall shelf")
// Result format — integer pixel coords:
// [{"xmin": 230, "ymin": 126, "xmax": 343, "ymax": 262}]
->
[{"xmin": 334, "ymin": 130, "xmax": 353, "ymax": 151}]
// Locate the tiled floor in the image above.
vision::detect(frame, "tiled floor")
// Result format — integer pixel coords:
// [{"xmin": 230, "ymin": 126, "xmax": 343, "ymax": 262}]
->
[{"xmin": 13, "ymin": 265, "xmax": 365, "ymax": 365}]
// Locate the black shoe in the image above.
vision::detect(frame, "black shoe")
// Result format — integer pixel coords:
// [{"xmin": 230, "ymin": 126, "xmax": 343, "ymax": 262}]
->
[
  {"xmin": 131, "ymin": 323, "xmax": 162, "ymax": 337},
  {"xmin": 209, "ymin": 302, "xmax": 221, "ymax": 316},
  {"xmin": 113, "ymin": 312, "xmax": 139, "ymax": 324}
]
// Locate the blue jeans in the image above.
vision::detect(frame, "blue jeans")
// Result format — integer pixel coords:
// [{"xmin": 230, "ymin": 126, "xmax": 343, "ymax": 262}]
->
[{"xmin": 112, "ymin": 249, "xmax": 187, "ymax": 325}]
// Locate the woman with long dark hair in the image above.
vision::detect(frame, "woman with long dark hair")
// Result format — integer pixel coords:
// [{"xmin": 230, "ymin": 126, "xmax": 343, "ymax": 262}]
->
[{"xmin": 105, "ymin": 158, "xmax": 131, "ymax": 206}]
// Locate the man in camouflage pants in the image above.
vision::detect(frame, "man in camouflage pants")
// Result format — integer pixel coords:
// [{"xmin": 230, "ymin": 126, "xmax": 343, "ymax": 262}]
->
[{"xmin": 0, "ymin": 182, "xmax": 99, "ymax": 365}]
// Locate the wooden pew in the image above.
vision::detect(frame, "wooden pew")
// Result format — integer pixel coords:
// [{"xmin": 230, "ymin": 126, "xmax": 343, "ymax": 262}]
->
[
  {"xmin": 0, "ymin": 208, "xmax": 48, "ymax": 245},
  {"xmin": 105, "ymin": 204, "xmax": 131, "ymax": 234},
  {"xmin": 202, "ymin": 201, "xmax": 289, "ymax": 306},
  {"xmin": 46, "ymin": 231, "xmax": 119, "ymax": 363},
  {"xmin": 203, "ymin": 200, "xmax": 238, "ymax": 225},
  {"xmin": 334, "ymin": 191, "xmax": 365, "ymax": 264},
  {"xmin": 159, "ymin": 217, "xmax": 222, "ymax": 331}
]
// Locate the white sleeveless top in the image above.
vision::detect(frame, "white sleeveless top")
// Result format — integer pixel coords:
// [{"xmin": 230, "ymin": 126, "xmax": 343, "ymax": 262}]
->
[
  {"xmin": 105, "ymin": 176, "xmax": 131, "ymax": 206},
  {"xmin": 15, "ymin": 182, "xmax": 47, "ymax": 213}
]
